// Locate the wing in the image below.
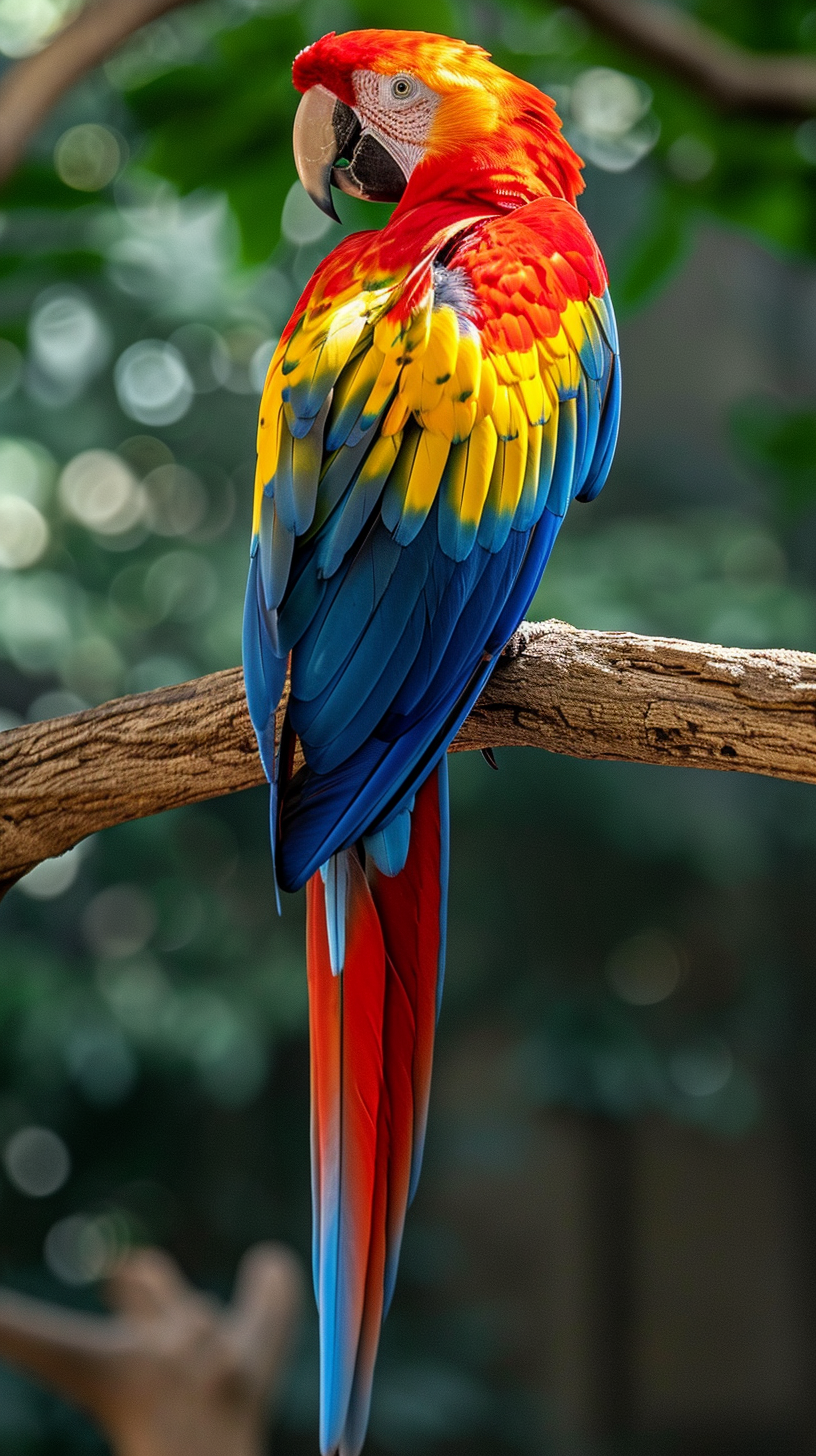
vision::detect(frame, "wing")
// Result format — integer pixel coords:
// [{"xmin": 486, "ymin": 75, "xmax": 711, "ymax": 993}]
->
[{"xmin": 243, "ymin": 198, "xmax": 620, "ymax": 893}]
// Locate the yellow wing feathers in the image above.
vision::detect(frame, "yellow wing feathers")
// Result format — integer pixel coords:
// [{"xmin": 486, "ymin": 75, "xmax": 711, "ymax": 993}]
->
[{"xmin": 253, "ymin": 266, "xmax": 606, "ymax": 553}]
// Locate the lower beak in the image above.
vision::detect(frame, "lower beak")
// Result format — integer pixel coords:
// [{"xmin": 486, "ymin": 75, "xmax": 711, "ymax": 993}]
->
[{"xmin": 292, "ymin": 86, "xmax": 353, "ymax": 223}]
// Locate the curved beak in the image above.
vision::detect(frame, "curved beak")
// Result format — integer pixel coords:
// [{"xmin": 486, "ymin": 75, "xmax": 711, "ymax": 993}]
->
[
  {"xmin": 293, "ymin": 86, "xmax": 409, "ymax": 219},
  {"xmin": 292, "ymin": 85, "xmax": 345, "ymax": 223}
]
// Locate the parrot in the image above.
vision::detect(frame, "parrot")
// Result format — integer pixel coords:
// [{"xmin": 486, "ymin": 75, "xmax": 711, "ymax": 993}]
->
[{"xmin": 242, "ymin": 29, "xmax": 620, "ymax": 1456}]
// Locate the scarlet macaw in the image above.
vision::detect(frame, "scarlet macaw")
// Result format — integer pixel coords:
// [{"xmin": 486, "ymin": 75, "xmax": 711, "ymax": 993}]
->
[{"xmin": 243, "ymin": 29, "xmax": 620, "ymax": 1455}]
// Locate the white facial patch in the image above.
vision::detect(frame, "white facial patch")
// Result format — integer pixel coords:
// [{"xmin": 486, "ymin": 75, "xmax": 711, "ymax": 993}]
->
[{"xmin": 352, "ymin": 68, "xmax": 440, "ymax": 180}]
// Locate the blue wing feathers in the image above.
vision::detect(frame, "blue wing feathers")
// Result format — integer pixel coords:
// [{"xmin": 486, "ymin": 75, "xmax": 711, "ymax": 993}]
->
[
  {"xmin": 275, "ymin": 397, "xmax": 330, "ymax": 535},
  {"xmin": 243, "ymin": 551, "xmax": 286, "ymax": 773},
  {"xmin": 259, "ymin": 493, "xmax": 295, "ymax": 611},
  {"xmin": 296, "ymin": 598, "xmax": 428, "ymax": 773},
  {"xmin": 276, "ymin": 500, "xmax": 556, "ymax": 890},
  {"xmin": 292, "ymin": 525, "xmax": 441, "ymax": 757},
  {"xmin": 272, "ymin": 427, "xmax": 297, "ymax": 530},
  {"xmin": 247, "ymin": 239, "xmax": 620, "ymax": 903},
  {"xmin": 577, "ymin": 306, "xmax": 606, "ymax": 380},
  {"xmin": 485, "ymin": 507, "xmax": 561, "ymax": 652},
  {"xmin": 438, "ymin": 441, "xmax": 478, "ymax": 561},
  {"xmin": 576, "ymin": 350, "xmax": 621, "ymax": 503},
  {"xmin": 318, "ymin": 446, "xmax": 397, "ymax": 578},
  {"xmin": 385, "ymin": 525, "xmax": 527, "ymax": 732},
  {"xmin": 277, "ymin": 648, "xmax": 495, "ymax": 891},
  {"xmin": 381, "ymin": 424, "xmax": 422, "ymax": 534},
  {"xmin": 363, "ymin": 810, "xmax": 412, "ymax": 876},
  {"xmin": 576, "ymin": 376, "xmax": 601, "ymax": 493},
  {"xmin": 546, "ymin": 396, "xmax": 577, "ymax": 517},
  {"xmin": 276, "ymin": 559, "xmax": 327, "ymax": 656},
  {"xmin": 293, "ymin": 529, "xmax": 403, "ymax": 703},
  {"xmin": 574, "ymin": 378, "xmax": 589, "ymax": 493}
]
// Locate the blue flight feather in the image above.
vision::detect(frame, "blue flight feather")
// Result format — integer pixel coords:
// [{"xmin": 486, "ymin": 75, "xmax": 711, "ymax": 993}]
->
[
  {"xmin": 322, "ymin": 850, "xmax": 350, "ymax": 975},
  {"xmin": 380, "ymin": 425, "xmax": 422, "ymax": 534},
  {"xmin": 363, "ymin": 809, "xmax": 412, "ymax": 876},
  {"xmin": 242, "ymin": 550, "xmax": 287, "ymax": 774},
  {"xmin": 575, "ymin": 376, "xmax": 602, "ymax": 494},
  {"xmin": 546, "ymin": 396, "xmax": 577, "ymax": 517},
  {"xmin": 317, "ymin": 444, "xmax": 399, "ymax": 578},
  {"xmin": 296, "ymin": 594, "xmax": 428, "ymax": 773},
  {"xmin": 435, "ymin": 756, "xmax": 450, "ymax": 1023},
  {"xmin": 293, "ymin": 527, "xmax": 402, "ymax": 703},
  {"xmin": 259, "ymin": 493, "xmax": 295, "ymax": 611},
  {"xmin": 577, "ymin": 352, "xmax": 621, "ymax": 503}
]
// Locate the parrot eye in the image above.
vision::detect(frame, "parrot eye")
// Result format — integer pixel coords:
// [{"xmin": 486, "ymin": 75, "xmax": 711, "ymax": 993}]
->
[{"xmin": 390, "ymin": 75, "xmax": 417, "ymax": 101}]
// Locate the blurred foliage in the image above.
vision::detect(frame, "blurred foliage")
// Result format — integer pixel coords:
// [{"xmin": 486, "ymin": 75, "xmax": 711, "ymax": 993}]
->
[
  {"xmin": 104, "ymin": 0, "xmax": 816, "ymax": 292},
  {"xmin": 1, "ymin": 0, "xmax": 816, "ymax": 1452},
  {"xmin": 732, "ymin": 396, "xmax": 816, "ymax": 516}
]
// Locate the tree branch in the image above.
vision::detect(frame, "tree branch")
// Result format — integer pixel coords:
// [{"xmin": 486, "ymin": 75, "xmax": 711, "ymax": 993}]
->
[
  {"xmin": 0, "ymin": 0, "xmax": 193, "ymax": 186},
  {"xmin": 0, "ymin": 1244, "xmax": 303, "ymax": 1456},
  {"xmin": 568, "ymin": 0, "xmax": 816, "ymax": 117},
  {"xmin": 3, "ymin": 619, "xmax": 816, "ymax": 893}
]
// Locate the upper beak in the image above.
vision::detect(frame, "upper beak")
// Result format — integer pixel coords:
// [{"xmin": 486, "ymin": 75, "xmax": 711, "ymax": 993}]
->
[
  {"xmin": 293, "ymin": 84, "xmax": 410, "ymax": 219},
  {"xmin": 292, "ymin": 85, "xmax": 347, "ymax": 223}
]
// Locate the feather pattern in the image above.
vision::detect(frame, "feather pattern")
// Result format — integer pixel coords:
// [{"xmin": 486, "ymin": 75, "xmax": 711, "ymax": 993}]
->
[
  {"xmin": 243, "ymin": 35, "xmax": 621, "ymax": 1456},
  {"xmin": 306, "ymin": 766, "xmax": 448, "ymax": 1456},
  {"xmin": 307, "ymin": 855, "xmax": 385, "ymax": 1455}
]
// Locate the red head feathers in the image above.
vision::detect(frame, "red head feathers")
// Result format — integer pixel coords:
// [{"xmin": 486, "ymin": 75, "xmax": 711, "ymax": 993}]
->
[{"xmin": 292, "ymin": 28, "xmax": 584, "ymax": 211}]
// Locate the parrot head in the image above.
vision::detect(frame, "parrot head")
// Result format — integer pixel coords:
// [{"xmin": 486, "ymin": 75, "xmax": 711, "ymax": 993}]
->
[{"xmin": 291, "ymin": 29, "xmax": 583, "ymax": 220}]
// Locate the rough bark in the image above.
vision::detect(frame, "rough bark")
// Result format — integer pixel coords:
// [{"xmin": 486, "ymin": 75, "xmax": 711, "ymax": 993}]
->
[{"xmin": 4, "ymin": 619, "xmax": 816, "ymax": 893}]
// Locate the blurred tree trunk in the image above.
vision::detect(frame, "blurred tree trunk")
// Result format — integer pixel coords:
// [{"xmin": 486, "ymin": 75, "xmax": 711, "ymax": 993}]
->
[{"xmin": 0, "ymin": 1245, "xmax": 302, "ymax": 1456}]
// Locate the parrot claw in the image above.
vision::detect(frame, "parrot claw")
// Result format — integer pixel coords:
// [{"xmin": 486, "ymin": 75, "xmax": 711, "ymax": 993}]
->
[{"xmin": 481, "ymin": 747, "xmax": 499, "ymax": 771}]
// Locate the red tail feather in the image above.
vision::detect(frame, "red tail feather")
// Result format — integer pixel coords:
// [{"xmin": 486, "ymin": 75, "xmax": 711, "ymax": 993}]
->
[{"xmin": 306, "ymin": 765, "xmax": 447, "ymax": 1456}]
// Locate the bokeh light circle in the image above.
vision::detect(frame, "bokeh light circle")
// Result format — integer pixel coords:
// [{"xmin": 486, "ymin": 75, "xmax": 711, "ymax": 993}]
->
[
  {"xmin": 571, "ymin": 67, "xmax": 650, "ymax": 140},
  {"xmin": 59, "ymin": 450, "xmax": 144, "ymax": 535},
  {"xmin": 4, "ymin": 1126, "xmax": 70, "ymax": 1197},
  {"xmin": 82, "ymin": 884, "xmax": 156, "ymax": 959},
  {"xmin": 605, "ymin": 930, "xmax": 684, "ymax": 1006},
  {"xmin": 281, "ymin": 180, "xmax": 335, "ymax": 245},
  {"xmin": 670, "ymin": 1037, "xmax": 734, "ymax": 1098},
  {"xmin": 114, "ymin": 341, "xmax": 194, "ymax": 426},
  {"xmin": 30, "ymin": 291, "xmax": 110, "ymax": 384},
  {"xmin": 0, "ymin": 0, "xmax": 74, "ymax": 58},
  {"xmin": 0, "ymin": 496, "xmax": 48, "ymax": 568},
  {"xmin": 143, "ymin": 463, "xmax": 207, "ymax": 536},
  {"xmin": 0, "ymin": 438, "xmax": 55, "ymax": 507},
  {"xmin": 18, "ymin": 841, "xmax": 87, "ymax": 899},
  {"xmin": 44, "ymin": 1213, "xmax": 119, "ymax": 1284},
  {"xmin": 54, "ymin": 124, "xmax": 123, "ymax": 191}
]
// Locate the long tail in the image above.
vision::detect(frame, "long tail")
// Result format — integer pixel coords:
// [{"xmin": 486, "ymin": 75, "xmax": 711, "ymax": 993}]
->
[{"xmin": 306, "ymin": 759, "xmax": 449, "ymax": 1456}]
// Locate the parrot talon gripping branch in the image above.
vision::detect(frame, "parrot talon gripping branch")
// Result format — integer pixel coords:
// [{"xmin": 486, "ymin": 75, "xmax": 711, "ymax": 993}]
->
[{"xmin": 243, "ymin": 30, "xmax": 621, "ymax": 1456}]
